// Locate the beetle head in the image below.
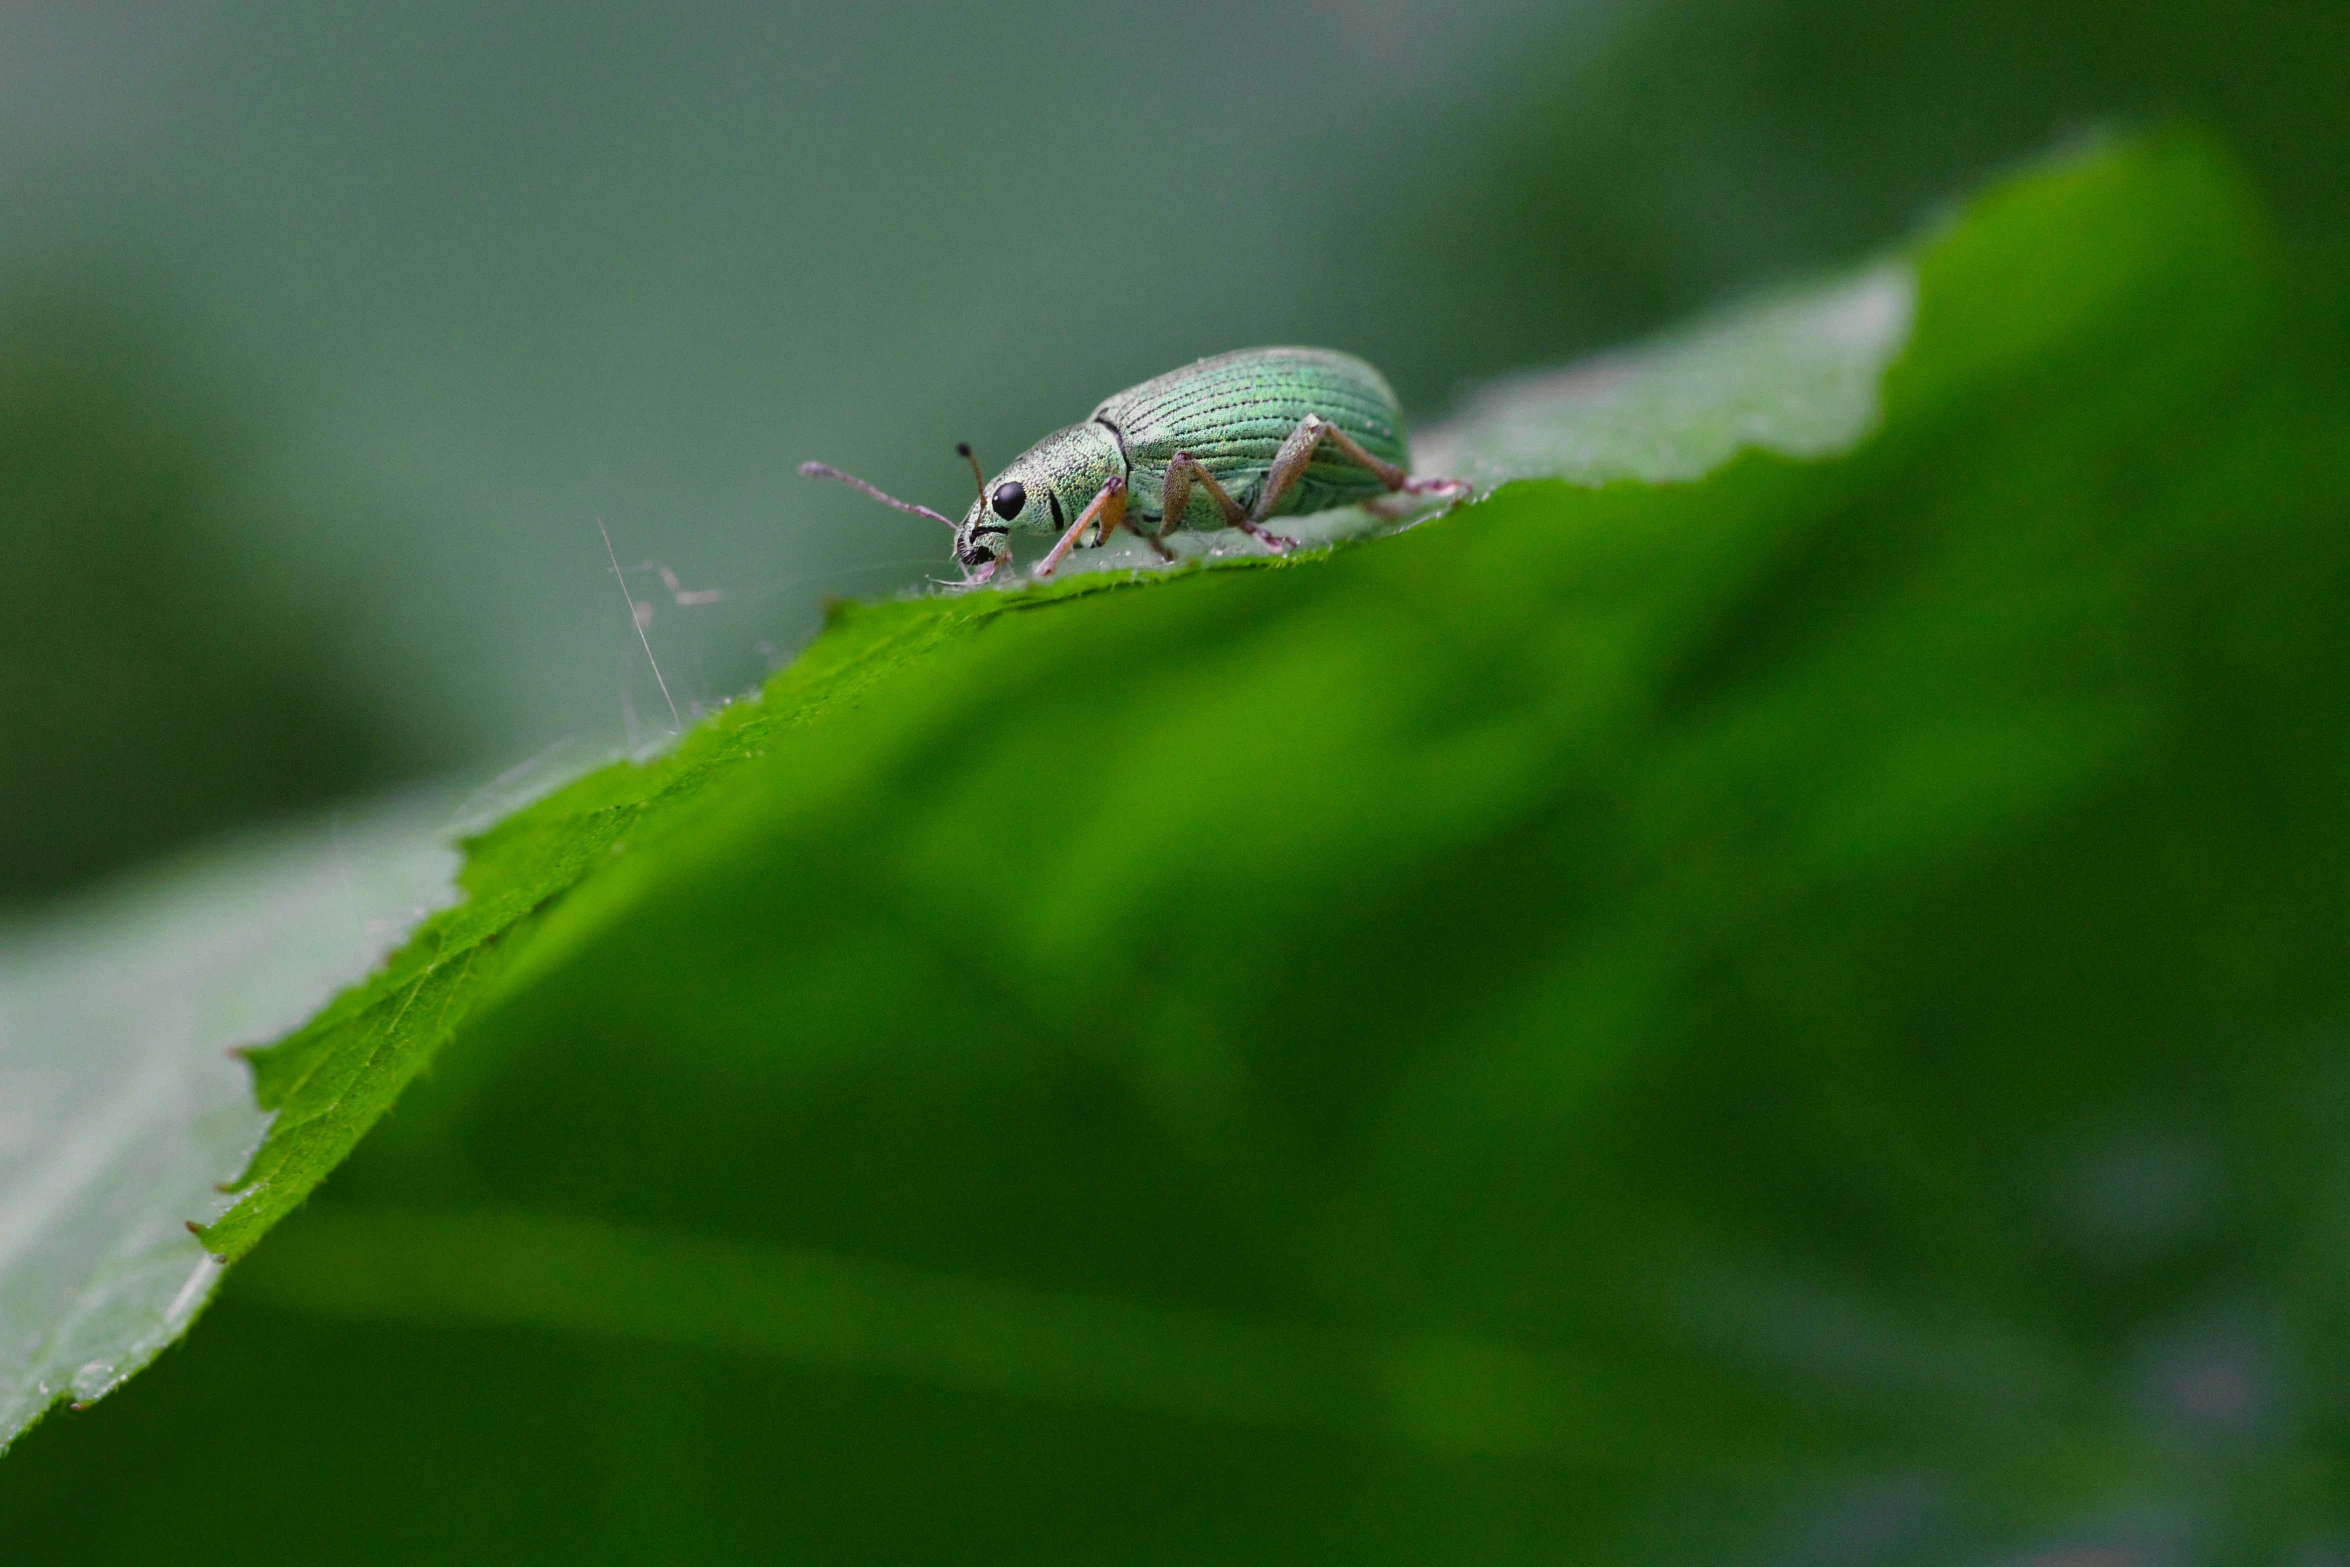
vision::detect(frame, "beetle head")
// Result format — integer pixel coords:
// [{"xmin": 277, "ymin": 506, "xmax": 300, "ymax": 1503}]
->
[
  {"xmin": 954, "ymin": 445, "xmax": 1053, "ymax": 582},
  {"xmin": 954, "ymin": 423, "xmax": 1125, "ymax": 578},
  {"xmin": 950, "ymin": 442, "xmax": 1025, "ymax": 582}
]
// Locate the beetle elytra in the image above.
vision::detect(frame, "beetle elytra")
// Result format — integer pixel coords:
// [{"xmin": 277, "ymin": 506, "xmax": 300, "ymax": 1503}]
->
[{"xmin": 802, "ymin": 346, "xmax": 1464, "ymax": 584}]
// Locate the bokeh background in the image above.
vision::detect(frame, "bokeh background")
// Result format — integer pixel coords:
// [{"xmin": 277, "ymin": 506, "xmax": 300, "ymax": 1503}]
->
[{"xmin": 4, "ymin": 0, "xmax": 2345, "ymax": 906}]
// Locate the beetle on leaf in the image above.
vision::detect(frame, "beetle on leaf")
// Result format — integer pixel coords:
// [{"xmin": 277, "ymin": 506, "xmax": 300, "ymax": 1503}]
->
[{"xmin": 803, "ymin": 347, "xmax": 1464, "ymax": 584}]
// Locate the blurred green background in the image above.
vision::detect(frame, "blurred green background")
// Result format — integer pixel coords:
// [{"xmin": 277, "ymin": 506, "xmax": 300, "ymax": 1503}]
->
[
  {"xmin": 7, "ymin": 5, "xmax": 2350, "ymax": 1563},
  {"xmin": 4, "ymin": 0, "xmax": 2346, "ymax": 903}
]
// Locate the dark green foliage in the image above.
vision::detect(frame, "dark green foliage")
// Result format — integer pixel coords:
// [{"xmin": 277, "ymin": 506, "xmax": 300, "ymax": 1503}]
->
[
  {"xmin": 8, "ymin": 137, "xmax": 2350, "ymax": 1561},
  {"xmin": 0, "ymin": 303, "xmax": 428, "ymax": 904},
  {"xmin": 1368, "ymin": 0, "xmax": 2350, "ymax": 404}
]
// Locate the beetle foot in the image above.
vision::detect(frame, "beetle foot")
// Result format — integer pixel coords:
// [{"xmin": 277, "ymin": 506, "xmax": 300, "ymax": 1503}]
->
[
  {"xmin": 1403, "ymin": 476, "xmax": 1472, "ymax": 509},
  {"xmin": 1366, "ymin": 477, "xmax": 1471, "ymax": 523},
  {"xmin": 1235, "ymin": 522, "xmax": 1296, "ymax": 554}
]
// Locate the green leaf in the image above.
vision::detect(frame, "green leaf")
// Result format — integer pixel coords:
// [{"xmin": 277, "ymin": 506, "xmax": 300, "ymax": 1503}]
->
[
  {"xmin": 189, "ymin": 570, "xmax": 1252, "ymax": 1261},
  {"xmin": 12, "ymin": 133, "xmax": 2350, "ymax": 1561},
  {"xmin": 189, "ymin": 246, "xmax": 1921, "ymax": 1269},
  {"xmin": 0, "ymin": 801, "xmax": 456, "ymax": 1452}
]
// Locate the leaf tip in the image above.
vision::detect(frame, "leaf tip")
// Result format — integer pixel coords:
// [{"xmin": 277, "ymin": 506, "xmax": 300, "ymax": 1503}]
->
[{"xmin": 184, "ymin": 1219, "xmax": 228, "ymax": 1259}]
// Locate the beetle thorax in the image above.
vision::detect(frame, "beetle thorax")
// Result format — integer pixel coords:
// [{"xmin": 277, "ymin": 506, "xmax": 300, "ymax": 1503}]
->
[{"xmin": 955, "ymin": 420, "xmax": 1126, "ymax": 565}]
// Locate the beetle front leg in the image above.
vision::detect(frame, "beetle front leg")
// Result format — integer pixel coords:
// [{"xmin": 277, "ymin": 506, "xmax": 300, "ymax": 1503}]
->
[
  {"xmin": 1034, "ymin": 476, "xmax": 1128, "ymax": 578},
  {"xmin": 1254, "ymin": 414, "xmax": 1465, "ymax": 522},
  {"xmin": 1163, "ymin": 451, "xmax": 1294, "ymax": 554}
]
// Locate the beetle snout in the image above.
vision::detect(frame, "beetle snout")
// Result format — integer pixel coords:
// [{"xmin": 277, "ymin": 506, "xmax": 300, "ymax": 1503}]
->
[{"xmin": 954, "ymin": 523, "xmax": 1007, "ymax": 582}]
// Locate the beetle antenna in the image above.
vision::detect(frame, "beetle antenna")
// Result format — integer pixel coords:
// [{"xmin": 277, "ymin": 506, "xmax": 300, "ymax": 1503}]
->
[
  {"xmin": 799, "ymin": 461, "xmax": 957, "ymax": 528},
  {"xmin": 955, "ymin": 442, "xmax": 988, "ymax": 509}
]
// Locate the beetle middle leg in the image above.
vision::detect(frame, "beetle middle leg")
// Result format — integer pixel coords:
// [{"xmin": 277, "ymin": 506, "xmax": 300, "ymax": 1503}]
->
[
  {"xmin": 1162, "ymin": 451, "xmax": 1295, "ymax": 554},
  {"xmin": 1254, "ymin": 414, "xmax": 1465, "ymax": 523}
]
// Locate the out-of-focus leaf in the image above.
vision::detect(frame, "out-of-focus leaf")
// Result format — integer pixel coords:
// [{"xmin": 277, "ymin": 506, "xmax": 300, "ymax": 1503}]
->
[
  {"xmin": 1412, "ymin": 261, "xmax": 1915, "ymax": 490},
  {"xmin": 0, "ymin": 800, "xmax": 457, "ymax": 1452}
]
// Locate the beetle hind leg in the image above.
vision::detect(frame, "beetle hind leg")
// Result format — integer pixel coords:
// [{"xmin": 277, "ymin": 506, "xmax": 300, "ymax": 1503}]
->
[{"xmin": 1254, "ymin": 414, "xmax": 1465, "ymax": 524}]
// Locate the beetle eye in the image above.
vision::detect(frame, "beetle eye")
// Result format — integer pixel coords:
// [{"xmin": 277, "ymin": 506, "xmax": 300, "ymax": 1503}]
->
[{"xmin": 991, "ymin": 481, "xmax": 1026, "ymax": 520}]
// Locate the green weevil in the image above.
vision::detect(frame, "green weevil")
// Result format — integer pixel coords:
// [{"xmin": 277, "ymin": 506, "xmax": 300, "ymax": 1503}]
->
[{"xmin": 801, "ymin": 346, "xmax": 1463, "ymax": 584}]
